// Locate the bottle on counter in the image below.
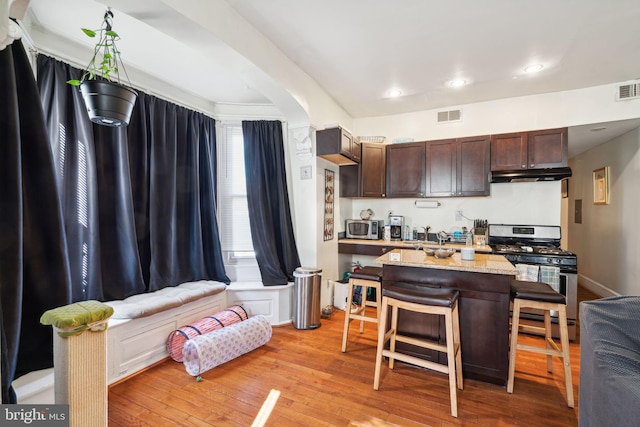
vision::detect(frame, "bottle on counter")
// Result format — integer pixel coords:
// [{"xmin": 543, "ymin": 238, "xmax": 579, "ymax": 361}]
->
[
  {"xmin": 384, "ymin": 224, "xmax": 391, "ymax": 241},
  {"xmin": 466, "ymin": 231, "xmax": 473, "ymax": 247},
  {"xmin": 404, "ymin": 225, "xmax": 411, "ymax": 241}
]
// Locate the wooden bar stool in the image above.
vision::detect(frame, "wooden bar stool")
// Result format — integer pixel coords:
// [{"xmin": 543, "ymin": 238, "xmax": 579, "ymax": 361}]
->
[
  {"xmin": 507, "ymin": 279, "xmax": 574, "ymax": 408},
  {"xmin": 341, "ymin": 266, "xmax": 382, "ymax": 352},
  {"xmin": 373, "ymin": 284, "xmax": 463, "ymax": 418}
]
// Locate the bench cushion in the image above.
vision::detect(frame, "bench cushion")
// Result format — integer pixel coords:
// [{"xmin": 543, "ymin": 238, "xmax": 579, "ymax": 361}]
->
[{"xmin": 105, "ymin": 281, "xmax": 227, "ymax": 319}]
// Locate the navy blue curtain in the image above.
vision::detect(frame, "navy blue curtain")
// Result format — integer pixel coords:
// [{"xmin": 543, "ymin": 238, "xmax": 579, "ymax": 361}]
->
[
  {"xmin": 0, "ymin": 41, "xmax": 72, "ymax": 403},
  {"xmin": 242, "ymin": 121, "xmax": 301, "ymax": 285},
  {"xmin": 36, "ymin": 54, "xmax": 230, "ymax": 302}
]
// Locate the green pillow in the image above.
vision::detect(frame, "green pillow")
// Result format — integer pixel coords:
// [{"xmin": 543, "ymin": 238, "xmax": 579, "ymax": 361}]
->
[{"xmin": 40, "ymin": 300, "xmax": 114, "ymax": 337}]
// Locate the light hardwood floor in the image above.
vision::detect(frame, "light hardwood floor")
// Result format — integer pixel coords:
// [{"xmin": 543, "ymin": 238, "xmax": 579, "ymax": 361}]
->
[{"xmin": 108, "ymin": 285, "xmax": 600, "ymax": 426}]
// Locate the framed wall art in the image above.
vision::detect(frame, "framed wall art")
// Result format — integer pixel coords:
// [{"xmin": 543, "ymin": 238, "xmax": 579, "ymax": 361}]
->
[
  {"xmin": 323, "ymin": 169, "xmax": 334, "ymax": 241},
  {"xmin": 593, "ymin": 167, "xmax": 609, "ymax": 205}
]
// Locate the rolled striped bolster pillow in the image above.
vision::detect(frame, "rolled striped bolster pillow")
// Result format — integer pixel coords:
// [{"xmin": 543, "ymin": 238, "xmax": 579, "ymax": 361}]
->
[
  {"xmin": 182, "ymin": 314, "xmax": 272, "ymax": 376},
  {"xmin": 166, "ymin": 305, "xmax": 248, "ymax": 362}
]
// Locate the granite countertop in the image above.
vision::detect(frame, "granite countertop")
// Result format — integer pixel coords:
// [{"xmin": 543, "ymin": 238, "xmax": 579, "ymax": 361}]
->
[
  {"xmin": 375, "ymin": 248, "xmax": 517, "ymax": 275},
  {"xmin": 340, "ymin": 238, "xmax": 492, "ymax": 253}
]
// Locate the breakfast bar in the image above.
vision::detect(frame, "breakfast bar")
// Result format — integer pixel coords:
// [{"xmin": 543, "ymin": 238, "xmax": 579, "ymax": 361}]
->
[{"xmin": 375, "ymin": 249, "xmax": 518, "ymax": 385}]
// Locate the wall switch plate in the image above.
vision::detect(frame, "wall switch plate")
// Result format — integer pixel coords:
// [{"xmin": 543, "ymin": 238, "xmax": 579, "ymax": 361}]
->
[{"xmin": 300, "ymin": 165, "xmax": 312, "ymax": 180}]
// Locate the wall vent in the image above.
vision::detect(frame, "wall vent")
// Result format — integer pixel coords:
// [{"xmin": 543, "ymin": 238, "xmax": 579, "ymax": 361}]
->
[
  {"xmin": 616, "ymin": 82, "xmax": 640, "ymax": 101},
  {"xmin": 437, "ymin": 109, "xmax": 462, "ymax": 123}
]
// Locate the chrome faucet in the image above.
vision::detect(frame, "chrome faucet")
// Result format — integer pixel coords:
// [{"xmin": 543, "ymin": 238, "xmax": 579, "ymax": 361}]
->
[{"xmin": 437, "ymin": 231, "xmax": 448, "ymax": 247}]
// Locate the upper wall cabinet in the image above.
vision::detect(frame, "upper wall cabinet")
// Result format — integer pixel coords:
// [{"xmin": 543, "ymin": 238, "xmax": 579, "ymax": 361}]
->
[
  {"xmin": 425, "ymin": 136, "xmax": 490, "ymax": 197},
  {"xmin": 491, "ymin": 127, "xmax": 568, "ymax": 171},
  {"xmin": 317, "ymin": 127, "xmax": 361, "ymax": 165},
  {"xmin": 386, "ymin": 142, "xmax": 426, "ymax": 197},
  {"xmin": 361, "ymin": 143, "xmax": 386, "ymax": 197},
  {"xmin": 528, "ymin": 127, "xmax": 568, "ymax": 169},
  {"xmin": 339, "ymin": 143, "xmax": 386, "ymax": 198}
]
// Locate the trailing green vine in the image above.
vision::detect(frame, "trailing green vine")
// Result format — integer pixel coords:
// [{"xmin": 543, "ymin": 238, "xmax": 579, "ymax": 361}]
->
[{"xmin": 67, "ymin": 9, "xmax": 127, "ymax": 86}]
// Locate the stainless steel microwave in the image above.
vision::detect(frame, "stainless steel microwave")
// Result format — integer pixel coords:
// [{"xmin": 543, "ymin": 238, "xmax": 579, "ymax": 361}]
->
[{"xmin": 345, "ymin": 219, "xmax": 383, "ymax": 240}]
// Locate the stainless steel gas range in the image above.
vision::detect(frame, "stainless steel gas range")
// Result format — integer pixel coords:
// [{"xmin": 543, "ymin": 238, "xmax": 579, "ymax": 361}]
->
[{"xmin": 488, "ymin": 224, "xmax": 578, "ymax": 340}]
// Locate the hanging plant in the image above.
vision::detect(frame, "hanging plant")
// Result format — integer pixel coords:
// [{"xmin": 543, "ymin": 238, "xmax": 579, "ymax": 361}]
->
[{"xmin": 68, "ymin": 9, "xmax": 138, "ymax": 127}]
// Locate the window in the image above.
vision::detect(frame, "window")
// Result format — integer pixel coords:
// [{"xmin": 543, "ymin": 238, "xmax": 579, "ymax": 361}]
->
[{"xmin": 218, "ymin": 124, "xmax": 256, "ymax": 264}]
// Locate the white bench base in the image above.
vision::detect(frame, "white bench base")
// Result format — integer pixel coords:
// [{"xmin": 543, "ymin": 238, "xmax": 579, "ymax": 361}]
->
[
  {"xmin": 226, "ymin": 282, "xmax": 293, "ymax": 326},
  {"xmin": 12, "ymin": 280, "xmax": 294, "ymax": 403},
  {"xmin": 107, "ymin": 289, "xmax": 227, "ymax": 384}
]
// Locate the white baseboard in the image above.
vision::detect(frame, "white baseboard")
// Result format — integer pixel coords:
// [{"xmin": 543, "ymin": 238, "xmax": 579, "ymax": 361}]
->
[
  {"xmin": 579, "ymin": 274, "xmax": 620, "ymax": 298},
  {"xmin": 12, "ymin": 368, "xmax": 55, "ymax": 404}
]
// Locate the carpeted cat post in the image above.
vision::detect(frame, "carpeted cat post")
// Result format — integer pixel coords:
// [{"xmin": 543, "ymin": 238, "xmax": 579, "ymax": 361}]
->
[{"xmin": 41, "ymin": 301, "xmax": 114, "ymax": 427}]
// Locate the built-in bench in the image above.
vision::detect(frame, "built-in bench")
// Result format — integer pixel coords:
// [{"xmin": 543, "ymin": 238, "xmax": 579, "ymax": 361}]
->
[
  {"xmin": 105, "ymin": 280, "xmax": 227, "ymax": 384},
  {"xmin": 13, "ymin": 280, "xmax": 227, "ymax": 403},
  {"xmin": 13, "ymin": 279, "xmax": 296, "ymax": 403}
]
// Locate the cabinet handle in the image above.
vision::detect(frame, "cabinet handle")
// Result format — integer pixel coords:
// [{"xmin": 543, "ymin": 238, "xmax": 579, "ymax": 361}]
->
[
  {"xmin": 530, "ymin": 163, "xmax": 535, "ymax": 168},
  {"xmin": 381, "ymin": 248, "xmax": 387, "ymax": 253},
  {"xmin": 382, "ymin": 194, "xmax": 386, "ymax": 197},
  {"xmin": 521, "ymin": 164, "xmax": 526, "ymax": 168}
]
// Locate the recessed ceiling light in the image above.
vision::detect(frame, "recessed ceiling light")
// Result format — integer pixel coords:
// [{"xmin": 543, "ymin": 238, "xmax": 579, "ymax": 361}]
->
[
  {"xmin": 524, "ymin": 64, "xmax": 544, "ymax": 73},
  {"xmin": 386, "ymin": 89, "xmax": 403, "ymax": 98},
  {"xmin": 448, "ymin": 79, "xmax": 467, "ymax": 88}
]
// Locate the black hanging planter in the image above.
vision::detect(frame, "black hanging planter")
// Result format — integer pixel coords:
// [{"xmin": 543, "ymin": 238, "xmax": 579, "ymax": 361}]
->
[{"xmin": 80, "ymin": 80, "xmax": 138, "ymax": 127}]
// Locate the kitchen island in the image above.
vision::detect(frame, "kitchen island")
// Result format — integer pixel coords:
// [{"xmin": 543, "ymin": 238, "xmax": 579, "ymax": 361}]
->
[{"xmin": 375, "ymin": 249, "xmax": 517, "ymax": 385}]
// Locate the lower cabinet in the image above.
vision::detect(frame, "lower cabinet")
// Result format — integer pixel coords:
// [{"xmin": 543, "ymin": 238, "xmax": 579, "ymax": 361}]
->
[{"xmin": 338, "ymin": 242, "xmax": 405, "ymax": 256}]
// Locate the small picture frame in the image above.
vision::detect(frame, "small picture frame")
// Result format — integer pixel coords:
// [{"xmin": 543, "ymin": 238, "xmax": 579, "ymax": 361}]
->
[
  {"xmin": 561, "ymin": 179, "xmax": 568, "ymax": 198},
  {"xmin": 593, "ymin": 167, "xmax": 609, "ymax": 205},
  {"xmin": 323, "ymin": 169, "xmax": 334, "ymax": 241}
]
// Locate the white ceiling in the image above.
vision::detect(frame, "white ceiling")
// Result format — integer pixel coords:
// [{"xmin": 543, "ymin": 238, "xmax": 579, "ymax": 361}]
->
[{"xmin": 23, "ymin": 0, "xmax": 640, "ymax": 157}]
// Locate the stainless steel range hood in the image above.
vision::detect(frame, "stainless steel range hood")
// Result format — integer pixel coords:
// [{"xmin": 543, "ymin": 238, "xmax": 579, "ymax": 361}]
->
[{"xmin": 490, "ymin": 167, "xmax": 572, "ymax": 183}]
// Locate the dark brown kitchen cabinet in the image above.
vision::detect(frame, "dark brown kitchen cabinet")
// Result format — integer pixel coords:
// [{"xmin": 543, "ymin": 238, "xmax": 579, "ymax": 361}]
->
[
  {"xmin": 317, "ymin": 126, "xmax": 361, "ymax": 165},
  {"xmin": 528, "ymin": 127, "xmax": 568, "ymax": 169},
  {"xmin": 425, "ymin": 138, "xmax": 456, "ymax": 197},
  {"xmin": 457, "ymin": 135, "xmax": 491, "ymax": 196},
  {"xmin": 386, "ymin": 142, "xmax": 426, "ymax": 197},
  {"xmin": 338, "ymin": 143, "xmax": 385, "ymax": 198},
  {"xmin": 360, "ymin": 143, "xmax": 386, "ymax": 197},
  {"xmin": 491, "ymin": 127, "xmax": 567, "ymax": 171},
  {"xmin": 425, "ymin": 136, "xmax": 490, "ymax": 197},
  {"xmin": 338, "ymin": 242, "xmax": 405, "ymax": 256},
  {"xmin": 339, "ymin": 165, "xmax": 359, "ymax": 197}
]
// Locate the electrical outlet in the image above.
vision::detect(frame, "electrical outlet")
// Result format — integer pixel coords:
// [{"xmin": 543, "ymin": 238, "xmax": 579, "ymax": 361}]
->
[{"xmin": 455, "ymin": 209, "xmax": 463, "ymax": 221}]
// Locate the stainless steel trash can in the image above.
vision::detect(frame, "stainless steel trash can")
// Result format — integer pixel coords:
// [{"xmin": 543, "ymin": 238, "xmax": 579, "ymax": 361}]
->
[{"xmin": 292, "ymin": 267, "xmax": 322, "ymax": 329}]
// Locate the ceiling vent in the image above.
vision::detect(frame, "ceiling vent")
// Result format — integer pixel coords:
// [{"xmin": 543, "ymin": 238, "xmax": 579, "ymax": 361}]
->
[
  {"xmin": 616, "ymin": 82, "xmax": 640, "ymax": 101},
  {"xmin": 437, "ymin": 109, "xmax": 462, "ymax": 123}
]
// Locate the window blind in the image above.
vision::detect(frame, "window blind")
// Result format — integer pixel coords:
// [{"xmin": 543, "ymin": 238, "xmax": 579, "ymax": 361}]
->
[{"xmin": 219, "ymin": 124, "xmax": 255, "ymax": 261}]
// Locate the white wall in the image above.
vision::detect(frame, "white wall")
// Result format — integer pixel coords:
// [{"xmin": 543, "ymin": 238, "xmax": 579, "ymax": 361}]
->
[
  {"xmin": 567, "ymin": 127, "xmax": 640, "ymax": 296},
  {"xmin": 352, "ymin": 83, "xmax": 640, "ymax": 142},
  {"xmin": 344, "ymin": 181, "xmax": 561, "ymax": 236}
]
